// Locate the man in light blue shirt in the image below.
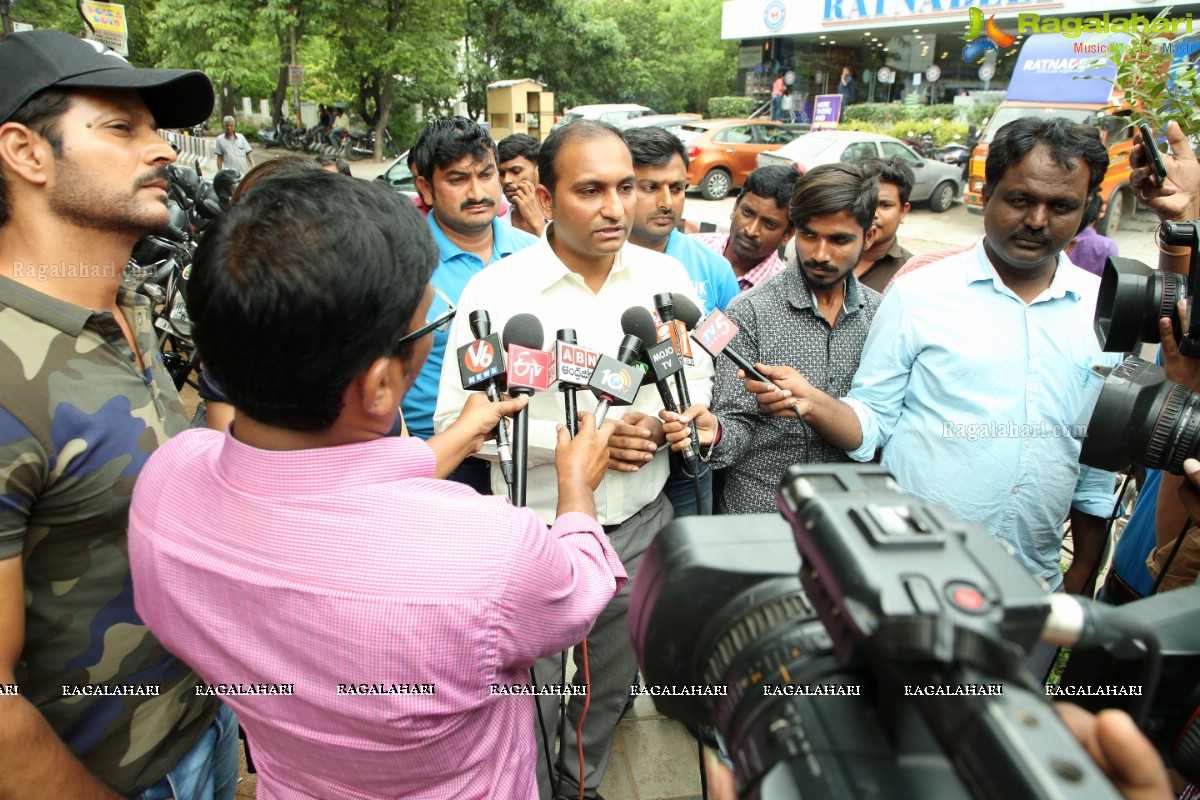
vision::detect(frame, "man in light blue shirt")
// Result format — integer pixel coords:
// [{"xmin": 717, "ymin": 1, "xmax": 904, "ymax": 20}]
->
[
  {"xmin": 746, "ymin": 116, "xmax": 1119, "ymax": 598},
  {"xmin": 401, "ymin": 118, "xmax": 538, "ymax": 487},
  {"xmin": 623, "ymin": 126, "xmax": 739, "ymax": 315}
]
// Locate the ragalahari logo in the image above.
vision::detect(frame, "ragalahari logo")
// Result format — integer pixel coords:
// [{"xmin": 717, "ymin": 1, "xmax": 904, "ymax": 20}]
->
[{"xmin": 961, "ymin": 7, "xmax": 1016, "ymax": 63}]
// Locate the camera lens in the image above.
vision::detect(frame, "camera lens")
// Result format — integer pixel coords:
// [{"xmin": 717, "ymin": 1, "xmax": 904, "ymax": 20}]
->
[
  {"xmin": 1095, "ymin": 257, "xmax": 1186, "ymax": 352},
  {"xmin": 1080, "ymin": 356, "xmax": 1200, "ymax": 474}
]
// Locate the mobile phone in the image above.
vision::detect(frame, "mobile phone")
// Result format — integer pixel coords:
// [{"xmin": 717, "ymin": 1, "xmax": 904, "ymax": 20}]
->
[{"xmin": 1137, "ymin": 122, "xmax": 1168, "ymax": 182}]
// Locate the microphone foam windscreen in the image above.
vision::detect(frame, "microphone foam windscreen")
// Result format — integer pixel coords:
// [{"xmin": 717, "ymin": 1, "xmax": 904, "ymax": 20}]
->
[
  {"xmin": 620, "ymin": 306, "xmax": 659, "ymax": 347},
  {"xmin": 502, "ymin": 313, "xmax": 544, "ymax": 349},
  {"xmin": 672, "ymin": 296, "xmax": 703, "ymax": 328}
]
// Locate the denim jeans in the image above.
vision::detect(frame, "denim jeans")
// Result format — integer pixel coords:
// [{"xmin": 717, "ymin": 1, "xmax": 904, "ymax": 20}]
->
[
  {"xmin": 131, "ymin": 703, "xmax": 239, "ymax": 800},
  {"xmin": 663, "ymin": 450, "xmax": 712, "ymax": 517}
]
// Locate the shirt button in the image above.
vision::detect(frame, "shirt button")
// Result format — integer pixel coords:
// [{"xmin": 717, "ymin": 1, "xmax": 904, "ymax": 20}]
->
[{"xmin": 1011, "ymin": 486, "xmax": 1020, "ymax": 494}]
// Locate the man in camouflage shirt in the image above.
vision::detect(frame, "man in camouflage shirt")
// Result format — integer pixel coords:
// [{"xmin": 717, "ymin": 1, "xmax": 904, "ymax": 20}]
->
[{"xmin": 0, "ymin": 32, "xmax": 233, "ymax": 799}]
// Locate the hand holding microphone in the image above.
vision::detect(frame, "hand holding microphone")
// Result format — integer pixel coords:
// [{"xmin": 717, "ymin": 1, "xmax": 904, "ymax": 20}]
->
[
  {"xmin": 553, "ymin": 412, "xmax": 615, "ymax": 519},
  {"xmin": 458, "ymin": 310, "xmax": 515, "ymax": 488},
  {"xmin": 658, "ymin": 404, "xmax": 718, "ymax": 455},
  {"xmin": 586, "ymin": 334, "xmax": 643, "ymax": 428},
  {"xmin": 622, "ymin": 305, "xmax": 701, "ymax": 466},
  {"xmin": 674, "ymin": 295, "xmax": 806, "ymax": 421}
]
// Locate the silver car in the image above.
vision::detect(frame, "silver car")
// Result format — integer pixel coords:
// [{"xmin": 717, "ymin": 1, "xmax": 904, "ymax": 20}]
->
[{"xmin": 757, "ymin": 130, "xmax": 962, "ymax": 213}]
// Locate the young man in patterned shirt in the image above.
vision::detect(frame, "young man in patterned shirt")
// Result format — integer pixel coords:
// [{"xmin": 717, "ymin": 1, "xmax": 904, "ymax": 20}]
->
[{"xmin": 662, "ymin": 162, "xmax": 883, "ymax": 512}]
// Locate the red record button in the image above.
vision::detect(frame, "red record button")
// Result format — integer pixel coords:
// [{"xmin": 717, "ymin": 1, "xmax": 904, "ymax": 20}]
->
[{"xmin": 947, "ymin": 582, "xmax": 988, "ymax": 613}]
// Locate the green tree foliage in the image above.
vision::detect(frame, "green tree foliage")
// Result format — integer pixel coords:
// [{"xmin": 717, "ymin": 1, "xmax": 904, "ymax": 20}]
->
[
  {"xmin": 607, "ymin": 0, "xmax": 736, "ymax": 114},
  {"xmin": 462, "ymin": 0, "xmax": 630, "ymax": 119},
  {"xmin": 11, "ymin": 0, "xmax": 157, "ymax": 66},
  {"xmin": 330, "ymin": 0, "xmax": 461, "ymax": 158}
]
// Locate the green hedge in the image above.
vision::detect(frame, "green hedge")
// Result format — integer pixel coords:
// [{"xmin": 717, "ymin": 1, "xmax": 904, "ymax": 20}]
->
[
  {"xmin": 885, "ymin": 119, "xmax": 969, "ymax": 146},
  {"xmin": 707, "ymin": 96, "xmax": 758, "ymax": 119},
  {"xmin": 842, "ymin": 102, "xmax": 962, "ymax": 125},
  {"xmin": 968, "ymin": 102, "xmax": 998, "ymax": 126}
]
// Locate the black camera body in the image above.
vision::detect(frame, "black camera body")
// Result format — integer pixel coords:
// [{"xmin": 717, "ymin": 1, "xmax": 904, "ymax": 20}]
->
[{"xmin": 630, "ymin": 464, "xmax": 1127, "ymax": 800}]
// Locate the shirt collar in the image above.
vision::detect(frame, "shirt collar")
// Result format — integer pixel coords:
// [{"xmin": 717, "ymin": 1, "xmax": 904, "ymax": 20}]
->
[
  {"xmin": 0, "ymin": 273, "xmax": 145, "ymax": 337},
  {"xmin": 427, "ymin": 213, "xmax": 517, "ymax": 266},
  {"xmin": 524, "ymin": 222, "xmax": 629, "ymax": 293},
  {"xmin": 742, "ymin": 250, "xmax": 786, "ymax": 288},
  {"xmin": 965, "ymin": 238, "xmax": 1089, "ymax": 302},
  {"xmin": 783, "ymin": 265, "xmax": 866, "ymax": 321},
  {"xmin": 216, "ymin": 428, "xmax": 438, "ymax": 495}
]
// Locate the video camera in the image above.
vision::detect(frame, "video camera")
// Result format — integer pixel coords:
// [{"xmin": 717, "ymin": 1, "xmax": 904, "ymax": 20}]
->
[
  {"xmin": 1082, "ymin": 220, "xmax": 1200, "ymax": 474},
  {"xmin": 629, "ymin": 464, "xmax": 1200, "ymax": 800}
]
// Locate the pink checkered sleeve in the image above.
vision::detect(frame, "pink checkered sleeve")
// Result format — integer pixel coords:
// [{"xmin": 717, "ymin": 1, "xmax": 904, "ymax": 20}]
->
[{"xmin": 494, "ymin": 510, "xmax": 627, "ymax": 668}]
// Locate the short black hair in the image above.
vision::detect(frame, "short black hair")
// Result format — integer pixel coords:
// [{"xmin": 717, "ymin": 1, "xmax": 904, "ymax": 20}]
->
[
  {"xmin": 623, "ymin": 126, "xmax": 688, "ymax": 170},
  {"xmin": 860, "ymin": 156, "xmax": 914, "ymax": 206},
  {"xmin": 189, "ymin": 173, "xmax": 436, "ymax": 431},
  {"xmin": 538, "ymin": 119, "xmax": 626, "ymax": 195},
  {"xmin": 788, "ymin": 161, "xmax": 879, "ymax": 233},
  {"xmin": 0, "ymin": 88, "xmax": 70, "ymax": 227},
  {"xmin": 314, "ymin": 153, "xmax": 351, "ymax": 176},
  {"xmin": 984, "ymin": 116, "xmax": 1108, "ymax": 201},
  {"xmin": 739, "ymin": 165, "xmax": 800, "ymax": 214},
  {"xmin": 497, "ymin": 133, "xmax": 540, "ymax": 165},
  {"xmin": 231, "ymin": 155, "xmax": 322, "ymax": 203},
  {"xmin": 411, "ymin": 116, "xmax": 496, "ymax": 180}
]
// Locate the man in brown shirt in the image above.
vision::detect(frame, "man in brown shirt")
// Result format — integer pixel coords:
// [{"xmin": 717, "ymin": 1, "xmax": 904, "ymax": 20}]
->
[{"xmin": 854, "ymin": 157, "xmax": 915, "ymax": 292}]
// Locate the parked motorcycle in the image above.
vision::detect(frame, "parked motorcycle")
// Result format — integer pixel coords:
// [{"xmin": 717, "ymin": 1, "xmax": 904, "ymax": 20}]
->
[
  {"xmin": 258, "ymin": 119, "xmax": 301, "ymax": 151},
  {"xmin": 125, "ymin": 224, "xmax": 201, "ymax": 391}
]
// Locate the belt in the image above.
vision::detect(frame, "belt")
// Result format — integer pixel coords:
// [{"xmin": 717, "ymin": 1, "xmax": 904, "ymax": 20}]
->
[{"xmin": 1103, "ymin": 569, "xmax": 1144, "ymax": 605}]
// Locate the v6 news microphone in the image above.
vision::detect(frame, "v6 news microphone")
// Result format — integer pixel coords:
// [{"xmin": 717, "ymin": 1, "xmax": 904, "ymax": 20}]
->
[
  {"xmin": 622, "ymin": 306, "xmax": 701, "ymax": 465},
  {"xmin": 587, "ymin": 334, "xmax": 643, "ymax": 428},
  {"xmin": 555, "ymin": 329, "xmax": 598, "ymax": 438},
  {"xmin": 675, "ymin": 296, "xmax": 804, "ymax": 420},
  {"xmin": 502, "ymin": 314, "xmax": 551, "ymax": 507},
  {"xmin": 459, "ymin": 310, "xmax": 514, "ymax": 489}
]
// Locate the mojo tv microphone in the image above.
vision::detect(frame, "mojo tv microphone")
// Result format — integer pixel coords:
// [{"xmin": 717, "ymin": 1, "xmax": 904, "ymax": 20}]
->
[
  {"xmin": 587, "ymin": 334, "xmax": 643, "ymax": 428},
  {"xmin": 458, "ymin": 310, "xmax": 514, "ymax": 489},
  {"xmin": 621, "ymin": 306, "xmax": 701, "ymax": 465},
  {"xmin": 503, "ymin": 314, "xmax": 552, "ymax": 507},
  {"xmin": 653, "ymin": 292, "xmax": 694, "ymax": 366},
  {"xmin": 555, "ymin": 328, "xmax": 599, "ymax": 438},
  {"xmin": 674, "ymin": 296, "xmax": 804, "ymax": 420}
]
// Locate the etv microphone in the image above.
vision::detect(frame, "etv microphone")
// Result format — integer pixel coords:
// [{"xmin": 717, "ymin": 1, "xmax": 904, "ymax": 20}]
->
[
  {"xmin": 555, "ymin": 328, "xmax": 598, "ymax": 438},
  {"xmin": 621, "ymin": 307, "xmax": 701, "ymax": 466},
  {"xmin": 675, "ymin": 296, "xmax": 805, "ymax": 421},
  {"xmin": 502, "ymin": 314, "xmax": 551, "ymax": 507},
  {"xmin": 587, "ymin": 334, "xmax": 643, "ymax": 428},
  {"xmin": 460, "ymin": 310, "xmax": 514, "ymax": 489}
]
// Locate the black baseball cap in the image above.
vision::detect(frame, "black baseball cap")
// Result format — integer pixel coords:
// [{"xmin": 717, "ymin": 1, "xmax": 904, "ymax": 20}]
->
[{"xmin": 0, "ymin": 30, "xmax": 214, "ymax": 128}]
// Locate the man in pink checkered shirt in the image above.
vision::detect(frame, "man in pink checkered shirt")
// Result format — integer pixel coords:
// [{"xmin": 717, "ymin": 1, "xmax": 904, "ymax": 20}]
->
[
  {"xmin": 127, "ymin": 173, "xmax": 626, "ymax": 800},
  {"xmin": 691, "ymin": 165, "xmax": 800, "ymax": 292}
]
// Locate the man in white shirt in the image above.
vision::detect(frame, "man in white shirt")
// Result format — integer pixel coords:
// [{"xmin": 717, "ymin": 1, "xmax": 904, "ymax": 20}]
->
[
  {"xmin": 213, "ymin": 114, "xmax": 253, "ymax": 176},
  {"xmin": 434, "ymin": 120, "xmax": 713, "ymax": 800}
]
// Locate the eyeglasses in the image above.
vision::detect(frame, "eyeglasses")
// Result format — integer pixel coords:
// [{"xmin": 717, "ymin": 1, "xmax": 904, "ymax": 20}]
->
[{"xmin": 398, "ymin": 286, "xmax": 456, "ymax": 345}]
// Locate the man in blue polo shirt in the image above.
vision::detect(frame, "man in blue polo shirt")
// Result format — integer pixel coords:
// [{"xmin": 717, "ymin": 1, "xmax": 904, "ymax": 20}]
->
[
  {"xmin": 623, "ymin": 126, "xmax": 739, "ymax": 314},
  {"xmin": 403, "ymin": 117, "xmax": 538, "ymax": 490}
]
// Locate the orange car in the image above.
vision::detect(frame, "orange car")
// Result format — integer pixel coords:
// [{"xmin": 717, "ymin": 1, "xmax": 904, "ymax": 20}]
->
[{"xmin": 676, "ymin": 118, "xmax": 809, "ymax": 200}]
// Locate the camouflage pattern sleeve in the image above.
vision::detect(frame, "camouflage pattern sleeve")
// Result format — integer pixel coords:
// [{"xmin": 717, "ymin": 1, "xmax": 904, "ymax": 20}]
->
[{"xmin": 0, "ymin": 406, "xmax": 45, "ymax": 560}]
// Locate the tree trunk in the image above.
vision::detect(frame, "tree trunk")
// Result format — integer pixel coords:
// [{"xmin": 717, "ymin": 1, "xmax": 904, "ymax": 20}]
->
[
  {"xmin": 375, "ymin": 74, "xmax": 395, "ymax": 161},
  {"xmin": 220, "ymin": 78, "xmax": 236, "ymax": 120},
  {"xmin": 269, "ymin": 27, "xmax": 289, "ymax": 125}
]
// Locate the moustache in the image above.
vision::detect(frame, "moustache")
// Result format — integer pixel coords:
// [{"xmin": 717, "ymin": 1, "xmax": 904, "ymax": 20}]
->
[
  {"xmin": 137, "ymin": 166, "xmax": 170, "ymax": 189},
  {"xmin": 460, "ymin": 197, "xmax": 495, "ymax": 211},
  {"xmin": 1012, "ymin": 230, "xmax": 1050, "ymax": 244}
]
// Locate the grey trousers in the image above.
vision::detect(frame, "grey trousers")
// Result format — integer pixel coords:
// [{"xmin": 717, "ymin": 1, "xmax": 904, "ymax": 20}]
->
[{"xmin": 534, "ymin": 493, "xmax": 673, "ymax": 799}]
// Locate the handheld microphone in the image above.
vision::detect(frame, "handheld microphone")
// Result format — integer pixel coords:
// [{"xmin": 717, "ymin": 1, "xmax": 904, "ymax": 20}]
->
[
  {"xmin": 502, "ymin": 314, "xmax": 550, "ymax": 507},
  {"xmin": 621, "ymin": 307, "xmax": 701, "ymax": 465},
  {"xmin": 653, "ymin": 292, "xmax": 694, "ymax": 366},
  {"xmin": 459, "ymin": 310, "xmax": 514, "ymax": 489},
  {"xmin": 587, "ymin": 334, "xmax": 643, "ymax": 428},
  {"xmin": 556, "ymin": 328, "xmax": 598, "ymax": 438},
  {"xmin": 652, "ymin": 293, "xmax": 700, "ymax": 418},
  {"xmin": 675, "ymin": 296, "xmax": 804, "ymax": 420}
]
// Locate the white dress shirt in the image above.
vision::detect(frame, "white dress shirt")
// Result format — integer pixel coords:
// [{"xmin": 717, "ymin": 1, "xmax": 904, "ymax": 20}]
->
[{"xmin": 434, "ymin": 227, "xmax": 714, "ymax": 526}]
